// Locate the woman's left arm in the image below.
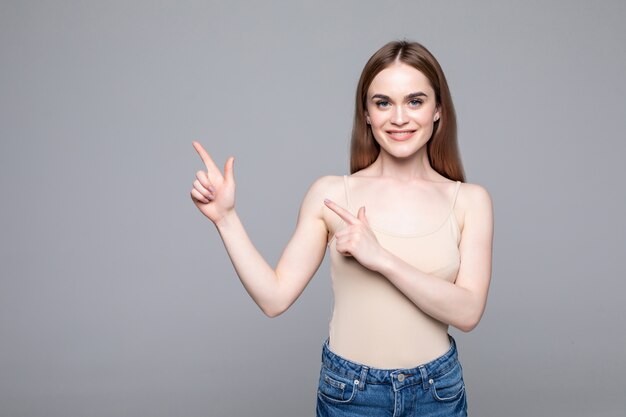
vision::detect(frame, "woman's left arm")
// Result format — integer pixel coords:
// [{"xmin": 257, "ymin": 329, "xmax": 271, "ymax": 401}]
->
[{"xmin": 324, "ymin": 183, "xmax": 494, "ymax": 332}]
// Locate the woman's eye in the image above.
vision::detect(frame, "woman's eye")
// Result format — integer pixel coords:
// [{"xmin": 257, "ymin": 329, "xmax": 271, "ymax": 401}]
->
[
  {"xmin": 375, "ymin": 101, "xmax": 390, "ymax": 108},
  {"xmin": 409, "ymin": 99, "xmax": 423, "ymax": 106}
]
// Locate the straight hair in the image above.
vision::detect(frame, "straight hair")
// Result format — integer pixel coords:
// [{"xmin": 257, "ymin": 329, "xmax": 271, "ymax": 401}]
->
[{"xmin": 350, "ymin": 40, "xmax": 465, "ymax": 182}]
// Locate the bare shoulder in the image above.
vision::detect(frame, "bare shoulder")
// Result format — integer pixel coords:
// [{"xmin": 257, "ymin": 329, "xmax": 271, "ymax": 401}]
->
[
  {"xmin": 303, "ymin": 175, "xmax": 345, "ymax": 200},
  {"xmin": 456, "ymin": 182, "xmax": 493, "ymax": 232},
  {"xmin": 460, "ymin": 182, "xmax": 492, "ymax": 206},
  {"xmin": 300, "ymin": 175, "xmax": 346, "ymax": 215},
  {"xmin": 300, "ymin": 175, "xmax": 347, "ymax": 238}
]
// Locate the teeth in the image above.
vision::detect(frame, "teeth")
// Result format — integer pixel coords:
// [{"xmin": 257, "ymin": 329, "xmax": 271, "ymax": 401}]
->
[{"xmin": 387, "ymin": 130, "xmax": 415, "ymax": 140}]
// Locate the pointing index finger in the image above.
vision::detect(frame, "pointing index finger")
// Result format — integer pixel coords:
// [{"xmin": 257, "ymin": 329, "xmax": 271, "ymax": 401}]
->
[
  {"xmin": 192, "ymin": 141, "xmax": 222, "ymax": 179},
  {"xmin": 324, "ymin": 198, "xmax": 358, "ymax": 225}
]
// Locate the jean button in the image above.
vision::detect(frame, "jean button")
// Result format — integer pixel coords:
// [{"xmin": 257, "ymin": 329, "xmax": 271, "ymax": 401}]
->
[{"xmin": 397, "ymin": 373, "xmax": 405, "ymax": 382}]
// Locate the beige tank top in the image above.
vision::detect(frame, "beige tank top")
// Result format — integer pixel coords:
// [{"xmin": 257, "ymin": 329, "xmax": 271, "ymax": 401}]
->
[{"xmin": 326, "ymin": 175, "xmax": 462, "ymax": 369}]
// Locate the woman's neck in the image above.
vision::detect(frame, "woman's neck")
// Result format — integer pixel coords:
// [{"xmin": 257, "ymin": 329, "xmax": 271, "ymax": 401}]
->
[{"xmin": 364, "ymin": 147, "xmax": 438, "ymax": 182}]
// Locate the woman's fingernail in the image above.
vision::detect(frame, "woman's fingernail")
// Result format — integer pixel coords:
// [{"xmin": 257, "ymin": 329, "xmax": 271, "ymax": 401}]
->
[{"xmin": 324, "ymin": 198, "xmax": 330, "ymax": 204}]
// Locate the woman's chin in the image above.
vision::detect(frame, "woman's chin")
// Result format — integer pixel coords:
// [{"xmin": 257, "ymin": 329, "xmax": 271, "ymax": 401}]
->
[{"xmin": 380, "ymin": 145, "xmax": 422, "ymax": 159}]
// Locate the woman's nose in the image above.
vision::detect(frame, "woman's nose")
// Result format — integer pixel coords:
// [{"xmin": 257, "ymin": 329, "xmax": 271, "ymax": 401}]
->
[{"xmin": 391, "ymin": 106, "xmax": 408, "ymax": 125}]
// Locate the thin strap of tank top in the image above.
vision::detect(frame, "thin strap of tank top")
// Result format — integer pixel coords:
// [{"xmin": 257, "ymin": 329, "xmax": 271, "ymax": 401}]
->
[
  {"xmin": 342, "ymin": 175, "xmax": 353, "ymax": 211},
  {"xmin": 327, "ymin": 176, "xmax": 352, "ymax": 247},
  {"xmin": 450, "ymin": 180, "xmax": 462, "ymax": 211}
]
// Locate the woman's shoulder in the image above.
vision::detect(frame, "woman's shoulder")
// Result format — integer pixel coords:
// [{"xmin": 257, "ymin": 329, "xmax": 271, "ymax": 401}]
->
[
  {"xmin": 306, "ymin": 175, "xmax": 346, "ymax": 196},
  {"xmin": 299, "ymin": 175, "xmax": 347, "ymax": 208},
  {"xmin": 299, "ymin": 176, "xmax": 349, "ymax": 231},
  {"xmin": 456, "ymin": 181, "xmax": 493, "ymax": 232},
  {"xmin": 454, "ymin": 182, "xmax": 492, "ymax": 236},
  {"xmin": 458, "ymin": 181, "xmax": 492, "ymax": 207},
  {"xmin": 310, "ymin": 174, "xmax": 345, "ymax": 185}
]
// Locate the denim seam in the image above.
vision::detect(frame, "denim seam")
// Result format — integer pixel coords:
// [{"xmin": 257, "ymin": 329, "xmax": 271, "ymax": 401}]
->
[
  {"xmin": 431, "ymin": 383, "xmax": 466, "ymax": 402},
  {"xmin": 323, "ymin": 374, "xmax": 346, "ymax": 390},
  {"xmin": 321, "ymin": 362, "xmax": 359, "ymax": 383},
  {"xmin": 429, "ymin": 358, "xmax": 459, "ymax": 381},
  {"xmin": 317, "ymin": 380, "xmax": 358, "ymax": 404}
]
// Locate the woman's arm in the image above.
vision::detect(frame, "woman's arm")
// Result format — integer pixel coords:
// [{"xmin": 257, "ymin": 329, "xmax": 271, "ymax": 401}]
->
[
  {"xmin": 376, "ymin": 184, "xmax": 492, "ymax": 331},
  {"xmin": 190, "ymin": 142, "xmax": 330, "ymax": 318},
  {"xmin": 324, "ymin": 183, "xmax": 493, "ymax": 331},
  {"xmin": 214, "ymin": 179, "xmax": 330, "ymax": 317}
]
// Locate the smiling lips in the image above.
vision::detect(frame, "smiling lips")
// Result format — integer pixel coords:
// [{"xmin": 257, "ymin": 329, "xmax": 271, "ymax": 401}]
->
[{"xmin": 386, "ymin": 129, "xmax": 417, "ymax": 141}]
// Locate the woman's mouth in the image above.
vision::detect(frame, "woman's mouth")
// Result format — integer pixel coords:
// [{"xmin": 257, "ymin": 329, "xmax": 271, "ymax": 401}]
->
[{"xmin": 386, "ymin": 130, "xmax": 416, "ymax": 141}]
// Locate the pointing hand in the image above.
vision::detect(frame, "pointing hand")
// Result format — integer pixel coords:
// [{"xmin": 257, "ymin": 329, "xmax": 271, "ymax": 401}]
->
[
  {"xmin": 324, "ymin": 199, "xmax": 384, "ymax": 272},
  {"xmin": 190, "ymin": 141, "xmax": 236, "ymax": 225}
]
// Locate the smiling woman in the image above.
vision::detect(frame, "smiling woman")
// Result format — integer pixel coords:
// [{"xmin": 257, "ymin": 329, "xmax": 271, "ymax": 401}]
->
[
  {"xmin": 366, "ymin": 64, "xmax": 440, "ymax": 155},
  {"xmin": 190, "ymin": 40, "xmax": 493, "ymax": 417},
  {"xmin": 351, "ymin": 41, "xmax": 461, "ymax": 180}
]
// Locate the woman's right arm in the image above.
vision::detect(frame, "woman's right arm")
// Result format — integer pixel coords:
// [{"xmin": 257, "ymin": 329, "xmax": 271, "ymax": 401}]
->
[{"xmin": 190, "ymin": 142, "xmax": 330, "ymax": 317}]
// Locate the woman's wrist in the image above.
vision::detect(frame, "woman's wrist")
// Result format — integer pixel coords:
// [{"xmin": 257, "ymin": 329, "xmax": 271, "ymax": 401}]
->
[
  {"xmin": 372, "ymin": 246, "xmax": 394, "ymax": 273},
  {"xmin": 214, "ymin": 209, "xmax": 239, "ymax": 231}
]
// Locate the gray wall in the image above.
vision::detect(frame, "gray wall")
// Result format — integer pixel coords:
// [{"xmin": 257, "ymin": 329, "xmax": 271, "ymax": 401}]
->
[{"xmin": 1, "ymin": 1, "xmax": 625, "ymax": 416}]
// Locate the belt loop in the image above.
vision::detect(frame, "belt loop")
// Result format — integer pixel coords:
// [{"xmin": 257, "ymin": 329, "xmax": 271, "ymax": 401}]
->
[
  {"xmin": 357, "ymin": 366, "xmax": 369, "ymax": 391},
  {"xmin": 419, "ymin": 365, "xmax": 430, "ymax": 390}
]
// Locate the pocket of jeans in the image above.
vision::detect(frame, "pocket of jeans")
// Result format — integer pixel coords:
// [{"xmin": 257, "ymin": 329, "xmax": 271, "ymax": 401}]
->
[
  {"xmin": 317, "ymin": 366, "xmax": 358, "ymax": 404},
  {"xmin": 430, "ymin": 361, "xmax": 465, "ymax": 402}
]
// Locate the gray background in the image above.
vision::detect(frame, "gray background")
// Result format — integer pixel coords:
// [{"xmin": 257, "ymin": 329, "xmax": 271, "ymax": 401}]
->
[{"xmin": 1, "ymin": 0, "xmax": 625, "ymax": 416}]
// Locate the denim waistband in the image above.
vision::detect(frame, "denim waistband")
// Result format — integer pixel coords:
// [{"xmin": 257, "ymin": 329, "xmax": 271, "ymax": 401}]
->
[{"xmin": 321, "ymin": 335, "xmax": 459, "ymax": 391}]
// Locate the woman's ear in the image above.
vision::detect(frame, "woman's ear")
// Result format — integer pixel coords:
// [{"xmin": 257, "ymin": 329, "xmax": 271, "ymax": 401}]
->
[
  {"xmin": 434, "ymin": 107, "xmax": 441, "ymax": 122},
  {"xmin": 364, "ymin": 111, "xmax": 371, "ymax": 125}
]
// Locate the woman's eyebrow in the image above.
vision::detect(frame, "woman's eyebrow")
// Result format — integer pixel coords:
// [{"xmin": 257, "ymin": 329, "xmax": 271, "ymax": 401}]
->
[{"xmin": 371, "ymin": 92, "xmax": 428, "ymax": 101}]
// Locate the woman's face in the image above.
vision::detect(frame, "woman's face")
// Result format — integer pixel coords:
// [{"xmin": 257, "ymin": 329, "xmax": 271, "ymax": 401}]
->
[{"xmin": 365, "ymin": 62, "xmax": 440, "ymax": 159}]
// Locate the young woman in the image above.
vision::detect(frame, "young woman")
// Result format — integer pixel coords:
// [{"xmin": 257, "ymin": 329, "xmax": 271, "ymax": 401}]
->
[{"xmin": 190, "ymin": 40, "xmax": 493, "ymax": 417}]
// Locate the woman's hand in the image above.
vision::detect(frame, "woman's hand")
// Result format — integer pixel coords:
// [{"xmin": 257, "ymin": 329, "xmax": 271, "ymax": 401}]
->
[
  {"xmin": 324, "ymin": 199, "xmax": 386, "ymax": 272},
  {"xmin": 190, "ymin": 141, "xmax": 236, "ymax": 225}
]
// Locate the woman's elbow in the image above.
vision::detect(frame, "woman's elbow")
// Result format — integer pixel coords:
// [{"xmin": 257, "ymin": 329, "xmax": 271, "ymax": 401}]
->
[
  {"xmin": 260, "ymin": 300, "xmax": 290, "ymax": 318},
  {"xmin": 262, "ymin": 307, "xmax": 284, "ymax": 318},
  {"xmin": 264, "ymin": 311, "xmax": 279, "ymax": 318},
  {"xmin": 457, "ymin": 319, "xmax": 479, "ymax": 333},
  {"xmin": 455, "ymin": 309, "xmax": 483, "ymax": 332}
]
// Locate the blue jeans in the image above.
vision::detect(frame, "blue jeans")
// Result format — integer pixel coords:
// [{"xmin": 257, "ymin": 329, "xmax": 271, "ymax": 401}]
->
[{"xmin": 316, "ymin": 335, "xmax": 467, "ymax": 416}]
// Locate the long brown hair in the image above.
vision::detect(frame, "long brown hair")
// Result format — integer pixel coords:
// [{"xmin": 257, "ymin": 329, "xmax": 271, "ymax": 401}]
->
[{"xmin": 350, "ymin": 40, "xmax": 465, "ymax": 182}]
